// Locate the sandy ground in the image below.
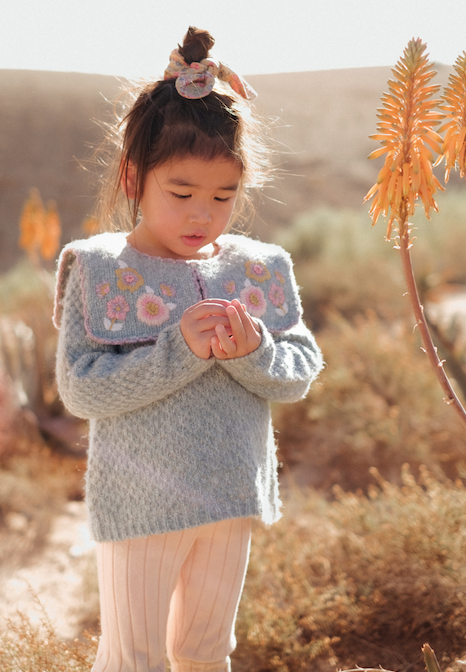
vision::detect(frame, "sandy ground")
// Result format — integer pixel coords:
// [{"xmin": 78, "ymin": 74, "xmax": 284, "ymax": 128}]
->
[{"xmin": 0, "ymin": 500, "xmax": 98, "ymax": 640}]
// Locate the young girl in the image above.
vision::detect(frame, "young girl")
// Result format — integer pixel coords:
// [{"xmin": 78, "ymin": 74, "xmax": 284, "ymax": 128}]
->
[{"xmin": 54, "ymin": 26, "xmax": 323, "ymax": 672}]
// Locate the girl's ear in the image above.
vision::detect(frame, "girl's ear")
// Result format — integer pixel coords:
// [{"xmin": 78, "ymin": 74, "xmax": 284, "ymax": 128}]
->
[{"xmin": 121, "ymin": 161, "xmax": 137, "ymax": 199}]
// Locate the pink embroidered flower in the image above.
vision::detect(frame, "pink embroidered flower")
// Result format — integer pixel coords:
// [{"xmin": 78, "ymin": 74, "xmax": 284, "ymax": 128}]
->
[
  {"xmin": 106, "ymin": 295, "xmax": 130, "ymax": 321},
  {"xmin": 115, "ymin": 267, "xmax": 144, "ymax": 293},
  {"xmin": 274, "ymin": 269, "xmax": 285, "ymax": 285},
  {"xmin": 95, "ymin": 281, "xmax": 110, "ymax": 298},
  {"xmin": 245, "ymin": 260, "xmax": 271, "ymax": 283},
  {"xmin": 239, "ymin": 285, "xmax": 267, "ymax": 318},
  {"xmin": 268, "ymin": 283, "xmax": 285, "ymax": 307},
  {"xmin": 223, "ymin": 280, "xmax": 236, "ymax": 295},
  {"xmin": 160, "ymin": 283, "xmax": 176, "ymax": 297},
  {"xmin": 136, "ymin": 293, "xmax": 170, "ymax": 326}
]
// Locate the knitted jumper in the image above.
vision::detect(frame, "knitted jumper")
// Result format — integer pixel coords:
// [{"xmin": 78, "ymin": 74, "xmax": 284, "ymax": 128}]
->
[{"xmin": 54, "ymin": 233, "xmax": 323, "ymax": 542}]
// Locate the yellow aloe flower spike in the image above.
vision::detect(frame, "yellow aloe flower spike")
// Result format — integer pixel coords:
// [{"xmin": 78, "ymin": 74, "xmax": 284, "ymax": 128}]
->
[
  {"xmin": 438, "ymin": 51, "xmax": 466, "ymax": 181},
  {"xmin": 40, "ymin": 200, "xmax": 61, "ymax": 260},
  {"xmin": 364, "ymin": 39, "xmax": 444, "ymax": 240},
  {"xmin": 365, "ymin": 39, "xmax": 466, "ymax": 432},
  {"xmin": 18, "ymin": 188, "xmax": 46, "ymax": 259}
]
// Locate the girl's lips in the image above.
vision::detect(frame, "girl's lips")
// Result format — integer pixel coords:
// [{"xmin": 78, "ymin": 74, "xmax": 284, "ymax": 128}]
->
[{"xmin": 181, "ymin": 234, "xmax": 206, "ymax": 247}]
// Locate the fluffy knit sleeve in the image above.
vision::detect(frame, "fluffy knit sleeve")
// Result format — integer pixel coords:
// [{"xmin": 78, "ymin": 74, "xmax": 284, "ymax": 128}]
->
[
  {"xmin": 56, "ymin": 264, "xmax": 214, "ymax": 419},
  {"xmin": 217, "ymin": 319, "xmax": 323, "ymax": 403}
]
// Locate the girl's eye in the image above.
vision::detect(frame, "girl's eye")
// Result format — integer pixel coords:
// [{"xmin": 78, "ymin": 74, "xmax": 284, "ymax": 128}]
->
[
  {"xmin": 172, "ymin": 193, "xmax": 191, "ymax": 199},
  {"xmin": 214, "ymin": 197, "xmax": 231, "ymax": 203}
]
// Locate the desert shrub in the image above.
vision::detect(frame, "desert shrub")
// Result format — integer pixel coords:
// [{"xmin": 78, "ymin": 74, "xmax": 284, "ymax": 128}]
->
[
  {"xmin": 276, "ymin": 206, "xmax": 408, "ymax": 329},
  {"xmin": 0, "ymin": 259, "xmax": 60, "ymax": 415},
  {"xmin": 275, "ymin": 312, "xmax": 466, "ymax": 492},
  {"xmin": 234, "ymin": 469, "xmax": 466, "ymax": 672},
  {"xmin": 276, "ymin": 191, "xmax": 466, "ymax": 330},
  {"xmin": 0, "ymin": 603, "xmax": 98, "ymax": 672}
]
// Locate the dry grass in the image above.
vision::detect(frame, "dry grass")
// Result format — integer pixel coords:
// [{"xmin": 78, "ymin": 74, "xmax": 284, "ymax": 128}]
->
[
  {"xmin": 234, "ymin": 469, "xmax": 466, "ymax": 672},
  {"xmin": 0, "ymin": 593, "xmax": 98, "ymax": 671},
  {"xmin": 275, "ymin": 312, "xmax": 466, "ymax": 492}
]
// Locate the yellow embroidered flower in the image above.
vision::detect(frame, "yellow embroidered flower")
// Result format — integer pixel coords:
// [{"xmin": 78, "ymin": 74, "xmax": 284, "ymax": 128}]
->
[
  {"xmin": 438, "ymin": 51, "xmax": 466, "ymax": 181},
  {"xmin": 245, "ymin": 260, "xmax": 271, "ymax": 283},
  {"xmin": 364, "ymin": 39, "xmax": 444, "ymax": 239},
  {"xmin": 115, "ymin": 267, "xmax": 144, "ymax": 293}
]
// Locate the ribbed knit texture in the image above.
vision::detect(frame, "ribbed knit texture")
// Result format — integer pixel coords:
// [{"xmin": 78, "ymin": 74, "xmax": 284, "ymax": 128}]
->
[{"xmin": 55, "ymin": 234, "xmax": 323, "ymax": 542}]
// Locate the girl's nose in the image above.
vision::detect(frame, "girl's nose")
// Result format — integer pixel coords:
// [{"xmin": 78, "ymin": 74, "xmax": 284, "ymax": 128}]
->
[{"xmin": 189, "ymin": 202, "xmax": 212, "ymax": 225}]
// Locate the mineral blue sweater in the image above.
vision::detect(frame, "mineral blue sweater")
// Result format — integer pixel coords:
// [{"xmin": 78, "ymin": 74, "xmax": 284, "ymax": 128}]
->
[{"xmin": 54, "ymin": 233, "xmax": 323, "ymax": 542}]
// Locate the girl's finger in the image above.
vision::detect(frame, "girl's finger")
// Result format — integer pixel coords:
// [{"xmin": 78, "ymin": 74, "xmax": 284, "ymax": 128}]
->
[
  {"xmin": 226, "ymin": 304, "xmax": 247, "ymax": 346},
  {"xmin": 187, "ymin": 301, "xmax": 229, "ymax": 320},
  {"xmin": 197, "ymin": 315, "xmax": 232, "ymax": 333},
  {"xmin": 211, "ymin": 335, "xmax": 227, "ymax": 359},
  {"xmin": 215, "ymin": 323, "xmax": 236, "ymax": 355}
]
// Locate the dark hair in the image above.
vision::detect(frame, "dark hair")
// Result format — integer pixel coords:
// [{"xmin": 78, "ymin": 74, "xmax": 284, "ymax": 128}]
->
[{"xmin": 97, "ymin": 27, "xmax": 270, "ymax": 230}]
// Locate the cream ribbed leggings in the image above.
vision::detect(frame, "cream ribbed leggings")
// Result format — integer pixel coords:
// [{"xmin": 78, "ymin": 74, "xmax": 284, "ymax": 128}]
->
[{"xmin": 91, "ymin": 517, "xmax": 252, "ymax": 672}]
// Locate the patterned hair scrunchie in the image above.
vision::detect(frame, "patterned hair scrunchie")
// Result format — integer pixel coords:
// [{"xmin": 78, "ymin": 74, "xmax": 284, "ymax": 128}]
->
[{"xmin": 163, "ymin": 49, "xmax": 257, "ymax": 101}]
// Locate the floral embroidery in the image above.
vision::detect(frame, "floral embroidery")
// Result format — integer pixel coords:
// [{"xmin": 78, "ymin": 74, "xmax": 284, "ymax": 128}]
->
[
  {"xmin": 223, "ymin": 280, "xmax": 236, "ymax": 294},
  {"xmin": 95, "ymin": 281, "xmax": 110, "ymax": 298},
  {"xmin": 268, "ymin": 283, "xmax": 285, "ymax": 307},
  {"xmin": 115, "ymin": 267, "xmax": 144, "ymax": 293},
  {"xmin": 160, "ymin": 283, "xmax": 176, "ymax": 297},
  {"xmin": 104, "ymin": 295, "xmax": 130, "ymax": 331},
  {"xmin": 137, "ymin": 293, "xmax": 170, "ymax": 326},
  {"xmin": 240, "ymin": 284, "xmax": 267, "ymax": 318},
  {"xmin": 268, "ymin": 283, "xmax": 289, "ymax": 316},
  {"xmin": 274, "ymin": 269, "xmax": 285, "ymax": 285},
  {"xmin": 245, "ymin": 260, "xmax": 271, "ymax": 283}
]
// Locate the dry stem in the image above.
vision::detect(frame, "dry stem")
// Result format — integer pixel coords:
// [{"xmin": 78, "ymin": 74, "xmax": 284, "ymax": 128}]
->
[{"xmin": 398, "ymin": 216, "xmax": 466, "ymax": 430}]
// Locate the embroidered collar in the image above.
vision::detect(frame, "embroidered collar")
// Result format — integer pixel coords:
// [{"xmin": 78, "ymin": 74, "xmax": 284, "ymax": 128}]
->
[{"xmin": 54, "ymin": 233, "xmax": 302, "ymax": 344}]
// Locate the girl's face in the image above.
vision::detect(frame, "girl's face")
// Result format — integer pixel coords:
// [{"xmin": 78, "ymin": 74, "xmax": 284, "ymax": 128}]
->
[{"xmin": 125, "ymin": 156, "xmax": 242, "ymax": 260}]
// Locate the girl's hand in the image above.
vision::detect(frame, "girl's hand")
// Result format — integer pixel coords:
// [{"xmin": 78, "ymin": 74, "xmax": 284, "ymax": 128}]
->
[
  {"xmin": 180, "ymin": 299, "xmax": 232, "ymax": 360},
  {"xmin": 211, "ymin": 299, "xmax": 261, "ymax": 360}
]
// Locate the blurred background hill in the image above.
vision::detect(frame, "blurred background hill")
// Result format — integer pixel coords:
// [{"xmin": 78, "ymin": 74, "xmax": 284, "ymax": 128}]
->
[{"xmin": 0, "ymin": 63, "xmax": 457, "ymax": 271}]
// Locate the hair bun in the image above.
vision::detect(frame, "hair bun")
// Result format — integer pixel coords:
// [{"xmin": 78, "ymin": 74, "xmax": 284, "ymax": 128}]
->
[{"xmin": 178, "ymin": 26, "xmax": 215, "ymax": 64}]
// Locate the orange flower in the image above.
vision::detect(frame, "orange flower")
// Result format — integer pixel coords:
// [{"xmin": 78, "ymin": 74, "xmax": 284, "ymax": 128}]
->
[
  {"xmin": 40, "ymin": 200, "xmax": 61, "ymax": 260},
  {"xmin": 19, "ymin": 188, "xmax": 45, "ymax": 255},
  {"xmin": 82, "ymin": 215, "xmax": 100, "ymax": 237},
  {"xmin": 364, "ymin": 39, "xmax": 444, "ymax": 239},
  {"xmin": 438, "ymin": 51, "xmax": 466, "ymax": 181}
]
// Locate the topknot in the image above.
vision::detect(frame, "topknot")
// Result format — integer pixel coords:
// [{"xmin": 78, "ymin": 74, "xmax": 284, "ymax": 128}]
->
[{"xmin": 178, "ymin": 26, "xmax": 215, "ymax": 64}]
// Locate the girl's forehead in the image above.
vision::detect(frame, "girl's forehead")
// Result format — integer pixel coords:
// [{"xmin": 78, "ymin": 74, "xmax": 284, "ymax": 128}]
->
[{"xmin": 156, "ymin": 156, "xmax": 242, "ymax": 189}]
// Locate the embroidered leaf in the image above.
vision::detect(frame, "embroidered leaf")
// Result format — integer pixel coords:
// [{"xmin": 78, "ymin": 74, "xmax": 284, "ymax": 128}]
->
[
  {"xmin": 166, "ymin": 303, "xmax": 177, "ymax": 311},
  {"xmin": 145, "ymin": 285, "xmax": 155, "ymax": 294},
  {"xmin": 275, "ymin": 302, "xmax": 289, "ymax": 317},
  {"xmin": 104, "ymin": 317, "xmax": 112, "ymax": 330},
  {"xmin": 111, "ymin": 322, "xmax": 124, "ymax": 331},
  {"xmin": 118, "ymin": 260, "xmax": 128, "ymax": 269}
]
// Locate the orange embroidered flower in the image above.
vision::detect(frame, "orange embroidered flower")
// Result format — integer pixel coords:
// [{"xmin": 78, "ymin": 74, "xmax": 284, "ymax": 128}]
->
[
  {"xmin": 274, "ymin": 269, "xmax": 285, "ymax": 285},
  {"xmin": 223, "ymin": 280, "xmax": 236, "ymax": 294},
  {"xmin": 245, "ymin": 260, "xmax": 271, "ymax": 283},
  {"xmin": 438, "ymin": 51, "xmax": 466, "ymax": 181},
  {"xmin": 96, "ymin": 281, "xmax": 111, "ymax": 298},
  {"xmin": 160, "ymin": 283, "xmax": 176, "ymax": 297},
  {"xmin": 364, "ymin": 39, "xmax": 444, "ymax": 239},
  {"xmin": 115, "ymin": 267, "xmax": 144, "ymax": 293}
]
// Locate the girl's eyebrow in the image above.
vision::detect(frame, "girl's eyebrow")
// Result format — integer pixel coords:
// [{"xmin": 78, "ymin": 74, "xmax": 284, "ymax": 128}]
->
[{"xmin": 167, "ymin": 177, "xmax": 238, "ymax": 191}]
